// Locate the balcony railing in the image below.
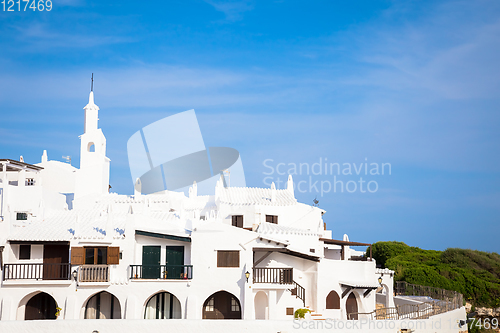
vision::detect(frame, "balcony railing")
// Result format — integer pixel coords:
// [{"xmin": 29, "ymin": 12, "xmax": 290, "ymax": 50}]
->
[
  {"xmin": 78, "ymin": 265, "xmax": 109, "ymax": 282},
  {"xmin": 130, "ymin": 265, "xmax": 193, "ymax": 280},
  {"xmin": 3, "ymin": 263, "xmax": 71, "ymax": 280},
  {"xmin": 253, "ymin": 267, "xmax": 293, "ymax": 284}
]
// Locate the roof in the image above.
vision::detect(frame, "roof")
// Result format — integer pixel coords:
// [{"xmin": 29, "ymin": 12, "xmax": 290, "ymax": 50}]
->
[
  {"xmin": 217, "ymin": 187, "xmax": 297, "ymax": 206},
  {"xmin": 0, "ymin": 159, "xmax": 43, "ymax": 172},
  {"xmin": 257, "ymin": 221, "xmax": 320, "ymax": 236}
]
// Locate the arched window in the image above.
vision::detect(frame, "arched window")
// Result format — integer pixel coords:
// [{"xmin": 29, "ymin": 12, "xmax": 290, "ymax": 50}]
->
[
  {"xmin": 84, "ymin": 291, "xmax": 121, "ymax": 319},
  {"xmin": 25, "ymin": 292, "xmax": 57, "ymax": 320},
  {"xmin": 144, "ymin": 292, "xmax": 181, "ymax": 319},
  {"xmin": 203, "ymin": 291, "xmax": 241, "ymax": 319},
  {"xmin": 326, "ymin": 290, "xmax": 340, "ymax": 309},
  {"xmin": 88, "ymin": 142, "xmax": 95, "ymax": 152}
]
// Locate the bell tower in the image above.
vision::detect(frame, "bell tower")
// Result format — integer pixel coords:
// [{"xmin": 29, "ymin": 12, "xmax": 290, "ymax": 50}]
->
[{"xmin": 74, "ymin": 76, "xmax": 111, "ymax": 202}]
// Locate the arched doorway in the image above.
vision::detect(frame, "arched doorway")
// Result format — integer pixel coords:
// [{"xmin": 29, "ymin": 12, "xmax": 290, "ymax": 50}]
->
[
  {"xmin": 84, "ymin": 291, "xmax": 121, "ymax": 319},
  {"xmin": 346, "ymin": 293, "xmax": 358, "ymax": 320},
  {"xmin": 254, "ymin": 291, "xmax": 268, "ymax": 320},
  {"xmin": 203, "ymin": 291, "xmax": 241, "ymax": 319},
  {"xmin": 25, "ymin": 292, "xmax": 57, "ymax": 320},
  {"xmin": 144, "ymin": 291, "xmax": 181, "ymax": 319},
  {"xmin": 326, "ymin": 290, "xmax": 340, "ymax": 309}
]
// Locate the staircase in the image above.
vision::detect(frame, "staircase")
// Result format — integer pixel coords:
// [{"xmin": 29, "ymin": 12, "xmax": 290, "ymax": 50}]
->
[{"xmin": 307, "ymin": 306, "xmax": 326, "ymax": 320}]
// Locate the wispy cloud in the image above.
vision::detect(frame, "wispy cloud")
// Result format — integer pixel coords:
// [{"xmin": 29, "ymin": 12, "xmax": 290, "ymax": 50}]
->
[
  {"xmin": 204, "ymin": 0, "xmax": 254, "ymax": 22},
  {"xmin": 7, "ymin": 22, "xmax": 134, "ymax": 51}
]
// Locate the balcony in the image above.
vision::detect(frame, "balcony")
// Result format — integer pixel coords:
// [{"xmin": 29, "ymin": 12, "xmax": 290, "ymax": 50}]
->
[
  {"xmin": 130, "ymin": 265, "xmax": 193, "ymax": 280},
  {"xmin": 3, "ymin": 263, "xmax": 71, "ymax": 280},
  {"xmin": 253, "ymin": 267, "xmax": 293, "ymax": 284},
  {"xmin": 78, "ymin": 265, "xmax": 109, "ymax": 282}
]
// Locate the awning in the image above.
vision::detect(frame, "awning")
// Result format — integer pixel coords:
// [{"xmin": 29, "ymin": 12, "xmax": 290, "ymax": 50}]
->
[
  {"xmin": 319, "ymin": 238, "xmax": 371, "ymax": 247},
  {"xmin": 0, "ymin": 159, "xmax": 43, "ymax": 172},
  {"xmin": 253, "ymin": 246, "xmax": 320, "ymax": 262},
  {"xmin": 135, "ymin": 230, "xmax": 191, "ymax": 242},
  {"xmin": 340, "ymin": 281, "xmax": 379, "ymax": 298}
]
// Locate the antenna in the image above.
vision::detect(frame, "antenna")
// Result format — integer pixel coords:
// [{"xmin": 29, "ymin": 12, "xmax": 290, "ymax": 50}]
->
[
  {"xmin": 62, "ymin": 156, "xmax": 72, "ymax": 165},
  {"xmin": 91, "ymin": 73, "xmax": 94, "ymax": 92}
]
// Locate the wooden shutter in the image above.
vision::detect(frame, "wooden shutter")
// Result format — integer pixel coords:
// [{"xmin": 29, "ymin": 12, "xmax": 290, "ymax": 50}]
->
[
  {"xmin": 217, "ymin": 250, "xmax": 239, "ymax": 267},
  {"xmin": 107, "ymin": 247, "xmax": 120, "ymax": 265},
  {"xmin": 70, "ymin": 247, "xmax": 85, "ymax": 265},
  {"xmin": 326, "ymin": 291, "xmax": 340, "ymax": 309}
]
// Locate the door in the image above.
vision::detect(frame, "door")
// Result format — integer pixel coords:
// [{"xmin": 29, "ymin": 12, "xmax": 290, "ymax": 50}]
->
[
  {"xmin": 203, "ymin": 291, "xmax": 241, "ymax": 319},
  {"xmin": 25, "ymin": 292, "xmax": 57, "ymax": 320},
  {"xmin": 166, "ymin": 246, "xmax": 184, "ymax": 279},
  {"xmin": 142, "ymin": 246, "xmax": 161, "ymax": 279},
  {"xmin": 43, "ymin": 244, "xmax": 69, "ymax": 280},
  {"xmin": 346, "ymin": 293, "xmax": 358, "ymax": 320}
]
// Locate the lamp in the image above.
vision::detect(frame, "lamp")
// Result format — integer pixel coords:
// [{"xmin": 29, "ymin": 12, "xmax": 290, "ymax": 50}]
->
[
  {"xmin": 378, "ymin": 276, "xmax": 383, "ymax": 285},
  {"xmin": 72, "ymin": 270, "xmax": 78, "ymax": 282},
  {"xmin": 245, "ymin": 271, "xmax": 250, "ymax": 283}
]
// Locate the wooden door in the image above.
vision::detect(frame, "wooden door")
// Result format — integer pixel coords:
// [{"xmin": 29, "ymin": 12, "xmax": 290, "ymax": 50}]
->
[
  {"xmin": 43, "ymin": 244, "xmax": 69, "ymax": 280},
  {"xmin": 25, "ymin": 292, "xmax": 57, "ymax": 320},
  {"xmin": 346, "ymin": 293, "xmax": 358, "ymax": 320},
  {"xmin": 166, "ymin": 246, "xmax": 184, "ymax": 279},
  {"xmin": 142, "ymin": 246, "xmax": 161, "ymax": 279},
  {"xmin": 203, "ymin": 291, "xmax": 241, "ymax": 319}
]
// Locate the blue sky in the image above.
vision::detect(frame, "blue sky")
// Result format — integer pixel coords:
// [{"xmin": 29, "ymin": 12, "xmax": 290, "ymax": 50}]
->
[{"xmin": 1, "ymin": 0, "xmax": 499, "ymax": 252}]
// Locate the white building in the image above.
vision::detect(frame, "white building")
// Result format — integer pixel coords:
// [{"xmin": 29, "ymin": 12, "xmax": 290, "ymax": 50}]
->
[{"xmin": 0, "ymin": 90, "xmax": 395, "ymax": 322}]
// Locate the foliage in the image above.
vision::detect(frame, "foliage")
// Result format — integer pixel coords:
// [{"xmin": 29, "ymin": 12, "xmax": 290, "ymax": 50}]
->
[
  {"xmin": 369, "ymin": 242, "xmax": 500, "ymax": 307},
  {"xmin": 294, "ymin": 308, "xmax": 311, "ymax": 319}
]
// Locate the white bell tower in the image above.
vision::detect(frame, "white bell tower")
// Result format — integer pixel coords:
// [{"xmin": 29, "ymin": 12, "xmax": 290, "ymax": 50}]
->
[{"xmin": 74, "ymin": 77, "xmax": 111, "ymax": 202}]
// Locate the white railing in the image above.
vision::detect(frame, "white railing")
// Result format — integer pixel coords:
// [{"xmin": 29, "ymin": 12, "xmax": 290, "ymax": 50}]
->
[{"xmin": 78, "ymin": 265, "xmax": 109, "ymax": 282}]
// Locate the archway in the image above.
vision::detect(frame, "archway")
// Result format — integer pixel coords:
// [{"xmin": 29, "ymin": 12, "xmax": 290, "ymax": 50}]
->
[
  {"xmin": 254, "ymin": 291, "xmax": 268, "ymax": 320},
  {"xmin": 326, "ymin": 290, "xmax": 340, "ymax": 309},
  {"xmin": 203, "ymin": 291, "xmax": 241, "ymax": 319},
  {"xmin": 88, "ymin": 142, "xmax": 95, "ymax": 152},
  {"xmin": 84, "ymin": 291, "xmax": 121, "ymax": 319},
  {"xmin": 346, "ymin": 293, "xmax": 358, "ymax": 320},
  {"xmin": 144, "ymin": 291, "xmax": 181, "ymax": 319},
  {"xmin": 25, "ymin": 292, "xmax": 57, "ymax": 320}
]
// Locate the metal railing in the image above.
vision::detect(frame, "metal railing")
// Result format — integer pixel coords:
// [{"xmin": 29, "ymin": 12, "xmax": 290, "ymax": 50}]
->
[
  {"xmin": 290, "ymin": 280, "xmax": 306, "ymax": 306},
  {"xmin": 253, "ymin": 267, "xmax": 293, "ymax": 284},
  {"xmin": 3, "ymin": 263, "xmax": 71, "ymax": 280},
  {"xmin": 79, "ymin": 265, "xmax": 109, "ymax": 282},
  {"xmin": 395, "ymin": 281, "xmax": 463, "ymax": 306},
  {"xmin": 130, "ymin": 265, "xmax": 193, "ymax": 280},
  {"xmin": 348, "ymin": 282, "xmax": 463, "ymax": 320}
]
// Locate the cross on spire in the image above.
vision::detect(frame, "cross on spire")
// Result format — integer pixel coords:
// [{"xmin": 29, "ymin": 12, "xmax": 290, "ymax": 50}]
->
[{"xmin": 91, "ymin": 73, "xmax": 94, "ymax": 92}]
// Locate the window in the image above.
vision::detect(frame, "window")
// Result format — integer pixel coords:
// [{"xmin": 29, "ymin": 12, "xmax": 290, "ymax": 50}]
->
[
  {"xmin": 232, "ymin": 215, "xmax": 243, "ymax": 228},
  {"xmin": 266, "ymin": 215, "xmax": 278, "ymax": 224},
  {"xmin": 310, "ymin": 248, "xmax": 315, "ymax": 253},
  {"xmin": 19, "ymin": 244, "xmax": 31, "ymax": 260},
  {"xmin": 231, "ymin": 298, "xmax": 240, "ymax": 312},
  {"xmin": 217, "ymin": 250, "xmax": 239, "ymax": 267},
  {"xmin": 205, "ymin": 298, "xmax": 214, "ymax": 312},
  {"xmin": 85, "ymin": 247, "xmax": 107, "ymax": 265},
  {"xmin": 26, "ymin": 178, "xmax": 34, "ymax": 186},
  {"xmin": 286, "ymin": 308, "xmax": 294, "ymax": 316},
  {"xmin": 16, "ymin": 212, "xmax": 28, "ymax": 220}
]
